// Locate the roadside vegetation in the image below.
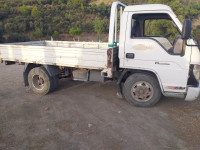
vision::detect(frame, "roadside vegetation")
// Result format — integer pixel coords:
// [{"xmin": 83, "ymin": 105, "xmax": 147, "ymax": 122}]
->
[{"xmin": 0, "ymin": 0, "xmax": 199, "ymax": 42}]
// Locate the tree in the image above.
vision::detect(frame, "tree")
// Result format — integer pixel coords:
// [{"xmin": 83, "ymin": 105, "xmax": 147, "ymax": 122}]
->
[
  {"xmin": 7, "ymin": 33, "xmax": 29, "ymax": 43},
  {"xmin": 53, "ymin": 31, "xmax": 59, "ymax": 39},
  {"xmin": 81, "ymin": 3, "xmax": 84, "ymax": 10},
  {"xmin": 69, "ymin": 0, "xmax": 85, "ymax": 5},
  {"xmin": 0, "ymin": 22, "xmax": 5, "ymax": 43},
  {"xmin": 94, "ymin": 18, "xmax": 104, "ymax": 41},
  {"xmin": 34, "ymin": 28, "xmax": 43, "ymax": 38},
  {"xmin": 69, "ymin": 27, "xmax": 82, "ymax": 41},
  {"xmin": 148, "ymin": 0, "xmax": 153, "ymax": 4},
  {"xmin": 65, "ymin": 13, "xmax": 72, "ymax": 20},
  {"xmin": 192, "ymin": 26, "xmax": 200, "ymax": 43},
  {"xmin": 37, "ymin": 0, "xmax": 42, "ymax": 4},
  {"xmin": 20, "ymin": 5, "xmax": 30, "ymax": 16},
  {"xmin": 5, "ymin": 23, "xmax": 16, "ymax": 33},
  {"xmin": 3, "ymin": 4, "xmax": 8, "ymax": 10},
  {"xmin": 58, "ymin": 0, "xmax": 66, "ymax": 4},
  {"xmin": 22, "ymin": 0, "xmax": 26, "ymax": 5},
  {"xmin": 31, "ymin": 6, "xmax": 41, "ymax": 18},
  {"xmin": 0, "ymin": 10, "xmax": 9, "ymax": 20},
  {"xmin": 184, "ymin": 2, "xmax": 199, "ymax": 19},
  {"xmin": 98, "ymin": 2, "xmax": 106, "ymax": 15},
  {"xmin": 29, "ymin": 21, "xmax": 34, "ymax": 30},
  {"xmin": 52, "ymin": 0, "xmax": 58, "ymax": 4},
  {"xmin": 46, "ymin": 26, "xmax": 53, "ymax": 35}
]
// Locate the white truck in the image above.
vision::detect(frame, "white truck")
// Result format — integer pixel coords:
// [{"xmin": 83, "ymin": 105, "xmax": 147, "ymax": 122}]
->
[{"xmin": 0, "ymin": 1, "xmax": 200, "ymax": 107}]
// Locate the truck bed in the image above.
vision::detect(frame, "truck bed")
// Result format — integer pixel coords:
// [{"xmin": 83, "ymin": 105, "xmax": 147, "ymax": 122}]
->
[{"xmin": 0, "ymin": 41, "xmax": 110, "ymax": 70}]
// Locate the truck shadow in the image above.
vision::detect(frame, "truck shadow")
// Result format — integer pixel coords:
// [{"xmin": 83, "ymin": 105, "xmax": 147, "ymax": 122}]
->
[{"xmin": 53, "ymin": 78, "xmax": 199, "ymax": 109}]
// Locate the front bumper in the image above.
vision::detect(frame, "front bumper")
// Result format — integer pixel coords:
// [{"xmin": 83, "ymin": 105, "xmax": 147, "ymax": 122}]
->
[{"xmin": 185, "ymin": 81, "xmax": 200, "ymax": 101}]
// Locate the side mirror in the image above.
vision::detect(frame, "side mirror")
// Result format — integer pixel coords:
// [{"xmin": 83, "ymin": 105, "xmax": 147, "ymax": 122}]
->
[{"xmin": 182, "ymin": 19, "xmax": 192, "ymax": 40}]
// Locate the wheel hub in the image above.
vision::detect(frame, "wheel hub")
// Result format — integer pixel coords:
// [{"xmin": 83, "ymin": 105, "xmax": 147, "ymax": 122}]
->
[
  {"xmin": 38, "ymin": 77, "xmax": 44, "ymax": 85},
  {"xmin": 32, "ymin": 75, "xmax": 45, "ymax": 90},
  {"xmin": 131, "ymin": 81, "xmax": 154, "ymax": 102}
]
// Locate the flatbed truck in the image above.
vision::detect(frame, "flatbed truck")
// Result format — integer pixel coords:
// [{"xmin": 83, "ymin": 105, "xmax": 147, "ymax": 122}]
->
[{"xmin": 1, "ymin": 1, "xmax": 200, "ymax": 106}]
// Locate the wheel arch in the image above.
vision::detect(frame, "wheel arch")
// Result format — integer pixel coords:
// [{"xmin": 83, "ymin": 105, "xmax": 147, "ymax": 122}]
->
[{"xmin": 117, "ymin": 69, "xmax": 164, "ymax": 93}]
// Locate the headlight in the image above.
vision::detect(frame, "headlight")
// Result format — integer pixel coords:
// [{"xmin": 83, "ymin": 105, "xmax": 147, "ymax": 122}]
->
[{"xmin": 193, "ymin": 65, "xmax": 200, "ymax": 81}]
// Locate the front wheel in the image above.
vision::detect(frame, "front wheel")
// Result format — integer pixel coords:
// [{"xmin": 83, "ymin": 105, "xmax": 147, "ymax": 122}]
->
[{"xmin": 123, "ymin": 73, "xmax": 161, "ymax": 107}]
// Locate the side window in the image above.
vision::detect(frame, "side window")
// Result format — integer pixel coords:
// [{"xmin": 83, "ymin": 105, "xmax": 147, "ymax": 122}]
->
[
  {"xmin": 144, "ymin": 19, "xmax": 180, "ymax": 43},
  {"xmin": 131, "ymin": 18, "xmax": 142, "ymax": 38}
]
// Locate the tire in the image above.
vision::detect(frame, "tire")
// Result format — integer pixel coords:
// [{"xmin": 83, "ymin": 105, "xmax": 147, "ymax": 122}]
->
[
  {"xmin": 123, "ymin": 73, "xmax": 161, "ymax": 107},
  {"xmin": 28, "ymin": 67, "xmax": 54, "ymax": 95}
]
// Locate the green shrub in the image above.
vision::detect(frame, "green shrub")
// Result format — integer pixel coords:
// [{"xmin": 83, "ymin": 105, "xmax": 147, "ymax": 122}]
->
[
  {"xmin": 20, "ymin": 5, "xmax": 30, "ymax": 16},
  {"xmin": 34, "ymin": 28, "xmax": 43, "ymax": 38},
  {"xmin": 69, "ymin": 27, "xmax": 82, "ymax": 41},
  {"xmin": 94, "ymin": 18, "xmax": 104, "ymax": 41},
  {"xmin": 31, "ymin": 6, "xmax": 41, "ymax": 18},
  {"xmin": 52, "ymin": 31, "xmax": 59, "ymax": 39}
]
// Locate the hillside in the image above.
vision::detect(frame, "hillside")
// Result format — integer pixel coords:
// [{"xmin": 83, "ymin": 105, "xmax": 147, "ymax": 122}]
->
[{"xmin": 0, "ymin": 0, "xmax": 199, "ymax": 43}]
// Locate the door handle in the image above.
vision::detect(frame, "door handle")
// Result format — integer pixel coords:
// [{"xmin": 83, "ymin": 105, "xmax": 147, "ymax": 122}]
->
[{"xmin": 126, "ymin": 53, "xmax": 135, "ymax": 59}]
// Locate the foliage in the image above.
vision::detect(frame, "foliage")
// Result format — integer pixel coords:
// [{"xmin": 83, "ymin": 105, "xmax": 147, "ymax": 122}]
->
[
  {"xmin": 5, "ymin": 23, "xmax": 15, "ymax": 33},
  {"xmin": 22, "ymin": 0, "xmax": 27, "ymax": 5},
  {"xmin": 31, "ymin": 6, "xmax": 41, "ymax": 18},
  {"xmin": 52, "ymin": 31, "xmax": 59, "ymax": 39},
  {"xmin": 34, "ymin": 28, "xmax": 43, "ymax": 38},
  {"xmin": 20, "ymin": 5, "xmax": 30, "ymax": 16},
  {"xmin": 192, "ymin": 26, "xmax": 200, "ymax": 43},
  {"xmin": 65, "ymin": 13, "xmax": 72, "ymax": 20},
  {"xmin": 69, "ymin": 27, "xmax": 82, "ymax": 40},
  {"xmin": 7, "ymin": 33, "xmax": 30, "ymax": 43},
  {"xmin": 81, "ymin": 3, "xmax": 84, "ymax": 10},
  {"xmin": 69, "ymin": 0, "xmax": 86, "ymax": 5},
  {"xmin": 0, "ymin": 22, "xmax": 5, "ymax": 36},
  {"xmin": 145, "ymin": 19, "xmax": 180, "ymax": 43},
  {"xmin": 98, "ymin": 2, "xmax": 106, "ymax": 15},
  {"xmin": 3, "ymin": 4, "xmax": 8, "ymax": 10},
  {"xmin": 0, "ymin": 0, "xmax": 199, "ymax": 43},
  {"xmin": 94, "ymin": 18, "xmax": 104, "ymax": 41},
  {"xmin": 0, "ymin": 22, "xmax": 5, "ymax": 43},
  {"xmin": 37, "ymin": 0, "xmax": 42, "ymax": 5}
]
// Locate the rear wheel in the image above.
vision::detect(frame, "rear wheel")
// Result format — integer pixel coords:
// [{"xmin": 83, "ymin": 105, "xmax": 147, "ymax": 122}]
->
[
  {"xmin": 28, "ymin": 67, "xmax": 54, "ymax": 95},
  {"xmin": 123, "ymin": 73, "xmax": 161, "ymax": 107}
]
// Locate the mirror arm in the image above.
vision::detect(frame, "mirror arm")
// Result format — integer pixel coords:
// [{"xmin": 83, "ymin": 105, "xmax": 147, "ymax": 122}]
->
[
  {"xmin": 186, "ymin": 43, "xmax": 200, "ymax": 47},
  {"xmin": 185, "ymin": 37, "xmax": 200, "ymax": 48}
]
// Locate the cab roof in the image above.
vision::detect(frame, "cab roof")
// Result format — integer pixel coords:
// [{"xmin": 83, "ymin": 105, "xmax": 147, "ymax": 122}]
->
[{"xmin": 124, "ymin": 4, "xmax": 173, "ymax": 13}]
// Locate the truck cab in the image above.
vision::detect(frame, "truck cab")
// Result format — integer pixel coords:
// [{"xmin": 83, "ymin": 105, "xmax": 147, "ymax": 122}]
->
[{"xmin": 109, "ymin": 2, "xmax": 200, "ymax": 106}]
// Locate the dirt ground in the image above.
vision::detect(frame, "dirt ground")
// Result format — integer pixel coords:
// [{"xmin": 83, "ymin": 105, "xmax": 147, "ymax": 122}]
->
[{"xmin": 0, "ymin": 64, "xmax": 200, "ymax": 150}]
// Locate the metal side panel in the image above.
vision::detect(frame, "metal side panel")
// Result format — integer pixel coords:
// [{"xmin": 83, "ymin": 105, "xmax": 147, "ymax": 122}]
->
[{"xmin": 0, "ymin": 42, "xmax": 109, "ymax": 70}]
